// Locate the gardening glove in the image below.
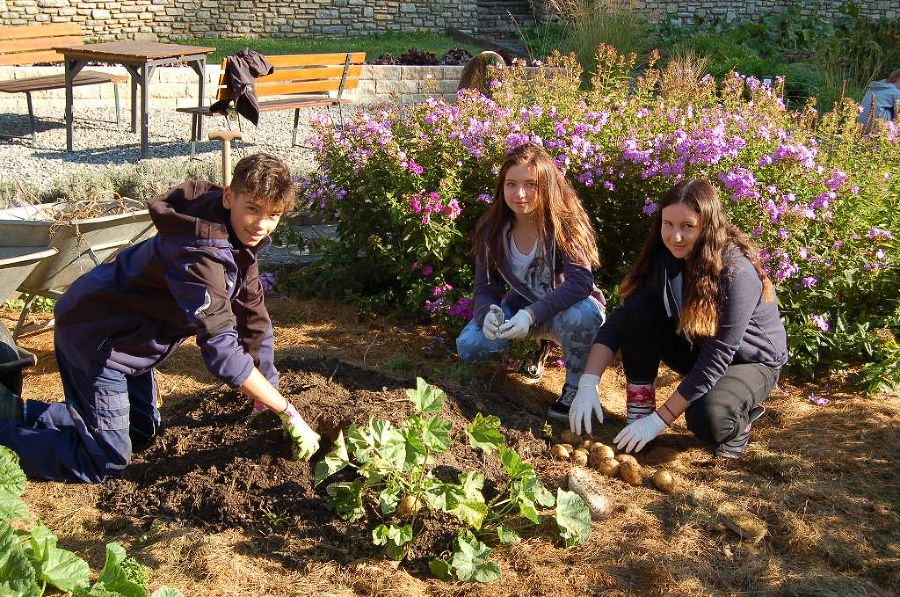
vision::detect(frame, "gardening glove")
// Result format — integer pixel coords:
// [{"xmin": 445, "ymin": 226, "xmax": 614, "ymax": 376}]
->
[
  {"xmin": 482, "ymin": 304, "xmax": 504, "ymax": 340},
  {"xmin": 497, "ymin": 308, "xmax": 533, "ymax": 339},
  {"xmin": 614, "ymin": 412, "xmax": 667, "ymax": 454},
  {"xmin": 248, "ymin": 400, "xmax": 268, "ymax": 420},
  {"xmin": 569, "ymin": 374, "xmax": 604, "ymax": 435},
  {"xmin": 278, "ymin": 403, "xmax": 320, "ymax": 461}
]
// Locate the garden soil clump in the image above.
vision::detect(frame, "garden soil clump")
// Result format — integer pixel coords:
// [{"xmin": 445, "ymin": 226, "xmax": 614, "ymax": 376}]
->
[{"xmin": 98, "ymin": 355, "xmax": 549, "ymax": 564}]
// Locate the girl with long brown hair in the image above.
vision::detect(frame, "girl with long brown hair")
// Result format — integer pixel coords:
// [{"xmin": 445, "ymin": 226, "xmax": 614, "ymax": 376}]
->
[
  {"xmin": 456, "ymin": 143, "xmax": 606, "ymax": 420},
  {"xmin": 568, "ymin": 179, "xmax": 787, "ymax": 458}
]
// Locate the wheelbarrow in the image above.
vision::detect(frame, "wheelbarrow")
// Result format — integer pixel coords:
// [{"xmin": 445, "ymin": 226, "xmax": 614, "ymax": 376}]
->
[{"xmin": 0, "ymin": 199, "xmax": 155, "ymax": 338}]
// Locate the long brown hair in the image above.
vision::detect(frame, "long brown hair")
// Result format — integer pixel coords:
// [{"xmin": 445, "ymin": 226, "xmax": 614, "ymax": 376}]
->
[
  {"xmin": 619, "ymin": 179, "xmax": 774, "ymax": 339},
  {"xmin": 474, "ymin": 143, "xmax": 600, "ymax": 270}
]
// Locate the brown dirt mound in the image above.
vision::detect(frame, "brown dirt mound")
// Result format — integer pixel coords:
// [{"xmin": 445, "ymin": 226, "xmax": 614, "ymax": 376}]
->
[{"xmin": 97, "ymin": 355, "xmax": 553, "ymax": 570}]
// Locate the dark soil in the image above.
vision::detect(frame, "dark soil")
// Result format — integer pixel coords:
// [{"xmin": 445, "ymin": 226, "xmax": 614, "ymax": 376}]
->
[{"xmin": 98, "ymin": 356, "xmax": 556, "ymax": 569}]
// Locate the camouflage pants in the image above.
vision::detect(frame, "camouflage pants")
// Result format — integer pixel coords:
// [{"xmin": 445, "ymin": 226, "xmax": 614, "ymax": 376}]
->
[{"xmin": 456, "ymin": 298, "xmax": 605, "ymax": 385}]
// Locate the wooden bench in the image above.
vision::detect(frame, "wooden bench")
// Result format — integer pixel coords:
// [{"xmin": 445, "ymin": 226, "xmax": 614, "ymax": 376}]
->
[
  {"xmin": 0, "ymin": 23, "xmax": 127, "ymax": 144},
  {"xmin": 177, "ymin": 52, "xmax": 365, "ymax": 153}
]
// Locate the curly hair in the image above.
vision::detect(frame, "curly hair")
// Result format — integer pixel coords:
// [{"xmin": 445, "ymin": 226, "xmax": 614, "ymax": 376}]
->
[
  {"xmin": 619, "ymin": 179, "xmax": 774, "ymax": 339},
  {"xmin": 230, "ymin": 153, "xmax": 296, "ymax": 212},
  {"xmin": 474, "ymin": 143, "xmax": 600, "ymax": 271}
]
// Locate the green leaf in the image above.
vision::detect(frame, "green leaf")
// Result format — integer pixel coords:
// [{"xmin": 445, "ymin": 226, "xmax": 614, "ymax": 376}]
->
[
  {"xmin": 90, "ymin": 543, "xmax": 145, "ymax": 597},
  {"xmin": 498, "ymin": 447, "xmax": 533, "ymax": 479},
  {"xmin": 406, "ymin": 377, "xmax": 444, "ymax": 414},
  {"xmin": 378, "ymin": 486, "xmax": 400, "ymax": 516},
  {"xmin": 418, "ymin": 417, "xmax": 452, "ymax": 453},
  {"xmin": 314, "ymin": 430, "xmax": 351, "ymax": 485},
  {"xmin": 40, "ymin": 544, "xmax": 91, "ymax": 593},
  {"xmin": 369, "ymin": 420, "xmax": 407, "ymax": 469},
  {"xmin": 459, "ymin": 471, "xmax": 485, "ymax": 501},
  {"xmin": 465, "ymin": 413, "xmax": 505, "ymax": 453},
  {"xmin": 451, "ymin": 534, "xmax": 500, "ymax": 583},
  {"xmin": 424, "ymin": 479, "xmax": 462, "ymax": 512},
  {"xmin": 516, "ymin": 496, "xmax": 541, "ymax": 524},
  {"xmin": 371, "ymin": 524, "xmax": 413, "ymax": 561},
  {"xmin": 326, "ymin": 480, "xmax": 366, "ymax": 522},
  {"xmin": 0, "ymin": 447, "xmax": 28, "ymax": 521},
  {"xmin": 449, "ymin": 497, "xmax": 487, "ymax": 530},
  {"xmin": 428, "ymin": 557, "xmax": 453, "ymax": 580},
  {"xmin": 497, "ymin": 526, "xmax": 521, "ymax": 545},
  {"xmin": 520, "ymin": 475, "xmax": 555, "ymax": 508},
  {"xmin": 0, "ymin": 522, "xmax": 40, "ymax": 597},
  {"xmin": 555, "ymin": 489, "xmax": 592, "ymax": 547}
]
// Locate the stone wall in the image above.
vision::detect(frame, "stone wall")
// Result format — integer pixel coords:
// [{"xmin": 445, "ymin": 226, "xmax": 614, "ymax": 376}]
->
[
  {"xmin": 0, "ymin": 64, "xmax": 465, "ymax": 110},
  {"xmin": 533, "ymin": 0, "xmax": 898, "ymax": 24},
  {"xmin": 0, "ymin": 0, "xmax": 478, "ymax": 41},
  {"xmin": 0, "ymin": 1, "xmax": 895, "ymax": 42}
]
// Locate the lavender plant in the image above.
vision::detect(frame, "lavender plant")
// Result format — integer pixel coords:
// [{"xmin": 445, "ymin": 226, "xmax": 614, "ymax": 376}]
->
[{"xmin": 298, "ymin": 49, "xmax": 899, "ymax": 391}]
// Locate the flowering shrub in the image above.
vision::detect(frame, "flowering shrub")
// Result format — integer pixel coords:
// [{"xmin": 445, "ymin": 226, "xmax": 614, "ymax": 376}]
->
[{"xmin": 298, "ymin": 49, "xmax": 899, "ymax": 391}]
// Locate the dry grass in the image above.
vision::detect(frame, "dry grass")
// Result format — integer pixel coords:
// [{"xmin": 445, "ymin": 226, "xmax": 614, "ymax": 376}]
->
[{"xmin": 3, "ymin": 297, "xmax": 898, "ymax": 595}]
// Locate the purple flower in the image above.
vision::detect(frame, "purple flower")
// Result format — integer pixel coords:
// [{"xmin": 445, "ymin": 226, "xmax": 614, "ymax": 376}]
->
[
  {"xmin": 422, "ymin": 265, "xmax": 433, "ymax": 276},
  {"xmin": 867, "ymin": 227, "xmax": 893, "ymax": 240},
  {"xmin": 810, "ymin": 314, "xmax": 830, "ymax": 332},
  {"xmin": 808, "ymin": 393, "xmax": 831, "ymax": 406},
  {"xmin": 259, "ymin": 272, "xmax": 277, "ymax": 293},
  {"xmin": 476, "ymin": 193, "xmax": 493, "ymax": 204},
  {"xmin": 642, "ymin": 200, "xmax": 658, "ymax": 216},
  {"xmin": 802, "ymin": 276, "xmax": 817, "ymax": 288},
  {"xmin": 824, "ymin": 170, "xmax": 849, "ymax": 191}
]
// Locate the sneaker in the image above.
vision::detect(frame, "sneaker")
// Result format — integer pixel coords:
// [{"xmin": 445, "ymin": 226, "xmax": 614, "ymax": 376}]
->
[
  {"xmin": 716, "ymin": 406, "xmax": 766, "ymax": 459},
  {"xmin": 518, "ymin": 340, "xmax": 552, "ymax": 385},
  {"xmin": 547, "ymin": 382, "xmax": 578, "ymax": 422}
]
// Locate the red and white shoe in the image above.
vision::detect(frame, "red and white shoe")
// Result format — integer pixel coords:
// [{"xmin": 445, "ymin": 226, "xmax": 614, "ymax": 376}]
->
[{"xmin": 626, "ymin": 382, "xmax": 656, "ymax": 424}]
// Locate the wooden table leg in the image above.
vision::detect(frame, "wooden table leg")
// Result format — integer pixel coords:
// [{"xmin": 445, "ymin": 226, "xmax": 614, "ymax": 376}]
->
[
  {"xmin": 140, "ymin": 63, "xmax": 150, "ymax": 158},
  {"xmin": 64, "ymin": 58, "xmax": 87, "ymax": 151}
]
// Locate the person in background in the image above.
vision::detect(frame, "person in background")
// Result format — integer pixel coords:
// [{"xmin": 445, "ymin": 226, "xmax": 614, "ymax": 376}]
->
[
  {"xmin": 0, "ymin": 153, "xmax": 320, "ymax": 482},
  {"xmin": 456, "ymin": 143, "xmax": 606, "ymax": 421},
  {"xmin": 568, "ymin": 179, "xmax": 787, "ymax": 458},
  {"xmin": 858, "ymin": 69, "xmax": 900, "ymax": 125}
]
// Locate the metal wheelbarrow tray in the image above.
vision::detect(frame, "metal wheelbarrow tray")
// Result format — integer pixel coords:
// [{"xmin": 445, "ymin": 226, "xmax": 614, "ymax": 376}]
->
[
  {"xmin": 0, "ymin": 246, "xmax": 58, "ymax": 306},
  {"xmin": 0, "ymin": 199, "xmax": 155, "ymax": 337}
]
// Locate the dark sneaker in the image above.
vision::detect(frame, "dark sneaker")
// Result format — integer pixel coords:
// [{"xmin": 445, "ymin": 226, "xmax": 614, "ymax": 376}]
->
[
  {"xmin": 547, "ymin": 382, "xmax": 578, "ymax": 422},
  {"xmin": 0, "ymin": 383, "xmax": 22, "ymax": 424},
  {"xmin": 716, "ymin": 406, "xmax": 766, "ymax": 459},
  {"xmin": 518, "ymin": 340, "xmax": 552, "ymax": 385}
]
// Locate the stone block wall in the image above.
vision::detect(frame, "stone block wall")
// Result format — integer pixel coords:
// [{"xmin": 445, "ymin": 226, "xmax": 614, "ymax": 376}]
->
[
  {"xmin": 533, "ymin": 0, "xmax": 898, "ymax": 24},
  {"xmin": 0, "ymin": 0, "xmax": 478, "ymax": 41}
]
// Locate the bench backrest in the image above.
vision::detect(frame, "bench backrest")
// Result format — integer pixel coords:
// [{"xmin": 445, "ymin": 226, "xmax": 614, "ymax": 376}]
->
[
  {"xmin": 0, "ymin": 23, "xmax": 86, "ymax": 66},
  {"xmin": 213, "ymin": 52, "xmax": 366, "ymax": 101}
]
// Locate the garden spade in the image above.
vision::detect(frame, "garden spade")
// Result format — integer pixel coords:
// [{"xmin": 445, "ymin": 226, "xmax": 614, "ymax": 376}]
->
[{"xmin": 208, "ymin": 130, "xmax": 243, "ymax": 187}]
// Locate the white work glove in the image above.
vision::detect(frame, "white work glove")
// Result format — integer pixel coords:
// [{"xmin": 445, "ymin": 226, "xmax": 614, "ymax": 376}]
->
[
  {"xmin": 278, "ymin": 403, "xmax": 321, "ymax": 461},
  {"xmin": 614, "ymin": 412, "xmax": 667, "ymax": 453},
  {"xmin": 498, "ymin": 308, "xmax": 533, "ymax": 339},
  {"xmin": 482, "ymin": 304, "xmax": 504, "ymax": 340},
  {"xmin": 569, "ymin": 374, "xmax": 604, "ymax": 435}
]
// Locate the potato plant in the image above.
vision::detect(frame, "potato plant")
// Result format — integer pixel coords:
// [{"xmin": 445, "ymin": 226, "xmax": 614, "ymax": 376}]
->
[
  {"xmin": 315, "ymin": 378, "xmax": 591, "ymax": 582},
  {"xmin": 0, "ymin": 447, "xmax": 180, "ymax": 596}
]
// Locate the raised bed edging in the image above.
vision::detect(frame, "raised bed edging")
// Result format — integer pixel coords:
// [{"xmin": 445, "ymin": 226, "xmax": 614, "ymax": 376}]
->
[{"xmin": 0, "ymin": 64, "xmax": 465, "ymax": 111}]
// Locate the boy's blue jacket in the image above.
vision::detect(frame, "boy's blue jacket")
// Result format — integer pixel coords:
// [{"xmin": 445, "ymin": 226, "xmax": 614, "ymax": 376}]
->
[{"xmin": 54, "ymin": 180, "xmax": 278, "ymax": 389}]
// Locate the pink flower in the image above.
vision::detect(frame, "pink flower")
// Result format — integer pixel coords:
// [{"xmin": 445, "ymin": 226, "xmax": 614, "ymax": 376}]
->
[
  {"xmin": 422, "ymin": 265, "xmax": 433, "ymax": 276},
  {"xmin": 810, "ymin": 314, "xmax": 830, "ymax": 332}
]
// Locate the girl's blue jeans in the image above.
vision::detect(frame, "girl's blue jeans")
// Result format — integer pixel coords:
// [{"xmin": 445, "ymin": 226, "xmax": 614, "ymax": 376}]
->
[{"xmin": 456, "ymin": 298, "xmax": 605, "ymax": 386}]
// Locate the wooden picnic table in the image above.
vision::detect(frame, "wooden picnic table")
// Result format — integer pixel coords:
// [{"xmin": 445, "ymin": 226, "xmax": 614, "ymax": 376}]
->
[{"xmin": 52, "ymin": 41, "xmax": 215, "ymax": 158}]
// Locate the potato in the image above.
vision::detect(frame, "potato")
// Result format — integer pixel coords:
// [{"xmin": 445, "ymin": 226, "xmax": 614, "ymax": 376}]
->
[
  {"xmin": 560, "ymin": 430, "xmax": 581, "ymax": 445},
  {"xmin": 572, "ymin": 449, "xmax": 589, "ymax": 467},
  {"xmin": 615, "ymin": 453, "xmax": 638, "ymax": 466},
  {"xmin": 397, "ymin": 495, "xmax": 421, "ymax": 517},
  {"xmin": 578, "ymin": 439, "xmax": 594, "ymax": 451},
  {"xmin": 651, "ymin": 470, "xmax": 676, "ymax": 494},
  {"xmin": 595, "ymin": 457, "xmax": 619, "ymax": 477},
  {"xmin": 550, "ymin": 444, "xmax": 571, "ymax": 461},
  {"xmin": 619, "ymin": 460, "xmax": 643, "ymax": 486},
  {"xmin": 589, "ymin": 443, "xmax": 615, "ymax": 465},
  {"xmin": 559, "ymin": 443, "xmax": 574, "ymax": 453}
]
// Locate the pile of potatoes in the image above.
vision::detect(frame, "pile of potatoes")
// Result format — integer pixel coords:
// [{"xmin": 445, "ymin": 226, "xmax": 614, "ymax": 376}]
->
[{"xmin": 551, "ymin": 430, "xmax": 676, "ymax": 494}]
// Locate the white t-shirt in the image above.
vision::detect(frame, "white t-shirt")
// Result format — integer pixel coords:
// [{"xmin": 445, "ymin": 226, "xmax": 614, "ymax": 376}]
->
[{"xmin": 504, "ymin": 225, "xmax": 552, "ymax": 300}]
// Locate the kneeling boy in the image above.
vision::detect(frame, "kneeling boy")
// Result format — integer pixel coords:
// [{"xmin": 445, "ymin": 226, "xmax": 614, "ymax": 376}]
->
[{"xmin": 0, "ymin": 153, "xmax": 319, "ymax": 482}]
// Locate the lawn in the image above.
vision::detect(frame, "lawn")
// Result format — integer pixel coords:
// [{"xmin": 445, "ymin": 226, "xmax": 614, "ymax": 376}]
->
[{"xmin": 173, "ymin": 32, "xmax": 487, "ymax": 62}]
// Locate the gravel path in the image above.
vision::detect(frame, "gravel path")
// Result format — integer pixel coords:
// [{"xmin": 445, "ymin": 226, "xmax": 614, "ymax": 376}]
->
[{"xmin": 0, "ymin": 104, "xmax": 338, "ymax": 188}]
